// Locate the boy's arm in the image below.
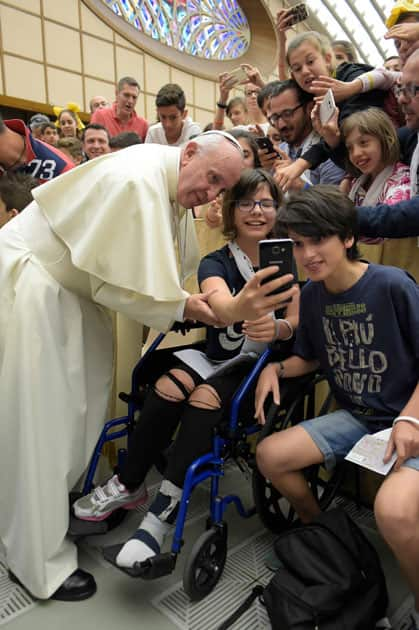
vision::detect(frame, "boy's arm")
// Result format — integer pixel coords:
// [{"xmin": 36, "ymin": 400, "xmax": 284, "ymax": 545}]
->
[
  {"xmin": 357, "ymin": 197, "xmax": 419, "ymax": 239},
  {"xmin": 254, "ymin": 356, "xmax": 319, "ymax": 424}
]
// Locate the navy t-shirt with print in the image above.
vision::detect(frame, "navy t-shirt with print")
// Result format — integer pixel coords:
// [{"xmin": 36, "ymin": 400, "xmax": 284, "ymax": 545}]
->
[{"xmin": 293, "ymin": 263, "xmax": 419, "ymax": 420}]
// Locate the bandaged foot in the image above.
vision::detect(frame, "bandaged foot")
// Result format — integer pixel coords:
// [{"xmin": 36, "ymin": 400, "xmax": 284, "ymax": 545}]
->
[{"xmin": 116, "ymin": 480, "xmax": 182, "ymax": 568}]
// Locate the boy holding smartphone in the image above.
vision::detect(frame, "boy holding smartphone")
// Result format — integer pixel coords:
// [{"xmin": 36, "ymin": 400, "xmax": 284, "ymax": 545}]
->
[{"xmin": 255, "ymin": 185, "xmax": 419, "ymax": 630}]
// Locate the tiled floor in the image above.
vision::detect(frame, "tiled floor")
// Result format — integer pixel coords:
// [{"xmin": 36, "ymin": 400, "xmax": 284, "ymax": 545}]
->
[{"xmin": 0, "ymin": 465, "xmax": 415, "ymax": 630}]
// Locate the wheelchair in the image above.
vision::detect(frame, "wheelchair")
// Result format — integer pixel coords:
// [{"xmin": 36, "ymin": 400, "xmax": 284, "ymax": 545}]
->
[
  {"xmin": 252, "ymin": 376, "xmax": 345, "ymax": 534},
  {"xmin": 69, "ymin": 323, "xmax": 342, "ymax": 601}
]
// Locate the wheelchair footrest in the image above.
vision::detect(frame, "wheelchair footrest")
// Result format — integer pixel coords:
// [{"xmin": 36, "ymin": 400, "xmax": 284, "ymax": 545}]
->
[
  {"xmin": 103, "ymin": 544, "xmax": 177, "ymax": 579},
  {"xmin": 68, "ymin": 515, "xmax": 110, "ymax": 537},
  {"xmin": 68, "ymin": 507, "xmax": 128, "ymax": 537}
]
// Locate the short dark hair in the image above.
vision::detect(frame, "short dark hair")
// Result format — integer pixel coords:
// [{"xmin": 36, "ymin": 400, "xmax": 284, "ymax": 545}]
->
[
  {"xmin": 81, "ymin": 123, "xmax": 110, "ymax": 143},
  {"xmin": 397, "ymin": 11, "xmax": 419, "ymax": 25},
  {"xmin": 257, "ymin": 81, "xmax": 282, "ymax": 111},
  {"xmin": 222, "ymin": 168, "xmax": 282, "ymax": 241},
  {"xmin": 228, "ymin": 128, "xmax": 261, "ymax": 168},
  {"xmin": 39, "ymin": 122, "xmax": 57, "ymax": 135},
  {"xmin": 0, "ymin": 172, "xmax": 39, "ymax": 212},
  {"xmin": 155, "ymin": 83, "xmax": 186, "ymax": 111},
  {"xmin": 269, "ymin": 79, "xmax": 314, "ymax": 106},
  {"xmin": 117, "ymin": 76, "xmax": 140, "ymax": 92},
  {"xmin": 109, "ymin": 131, "xmax": 142, "ymax": 149},
  {"xmin": 275, "ymin": 185, "xmax": 359, "ymax": 260}
]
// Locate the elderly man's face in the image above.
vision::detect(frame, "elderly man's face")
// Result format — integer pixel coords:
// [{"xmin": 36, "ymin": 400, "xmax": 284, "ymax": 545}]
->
[
  {"xmin": 90, "ymin": 96, "xmax": 110, "ymax": 113},
  {"xmin": 398, "ymin": 53, "xmax": 419, "ymax": 128},
  {"xmin": 177, "ymin": 140, "xmax": 243, "ymax": 208}
]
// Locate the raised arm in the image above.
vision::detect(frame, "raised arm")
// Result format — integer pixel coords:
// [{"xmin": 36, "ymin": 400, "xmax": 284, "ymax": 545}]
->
[
  {"xmin": 213, "ymin": 73, "xmax": 232, "ymax": 131},
  {"xmin": 201, "ymin": 269, "xmax": 298, "ymax": 325}
]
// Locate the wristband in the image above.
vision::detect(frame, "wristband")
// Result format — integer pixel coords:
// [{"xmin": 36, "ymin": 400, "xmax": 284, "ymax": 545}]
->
[
  {"xmin": 303, "ymin": 182, "xmax": 311, "ymax": 190},
  {"xmin": 275, "ymin": 318, "xmax": 293, "ymax": 341},
  {"xmin": 217, "ymin": 102, "xmax": 228, "ymax": 109},
  {"xmin": 393, "ymin": 415, "xmax": 419, "ymax": 428}
]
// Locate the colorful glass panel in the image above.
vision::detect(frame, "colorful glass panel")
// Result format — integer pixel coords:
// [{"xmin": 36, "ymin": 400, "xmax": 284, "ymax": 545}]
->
[{"xmin": 102, "ymin": 0, "xmax": 250, "ymax": 59}]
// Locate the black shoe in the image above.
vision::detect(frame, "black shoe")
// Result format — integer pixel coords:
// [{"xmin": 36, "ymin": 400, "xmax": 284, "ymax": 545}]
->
[{"xmin": 51, "ymin": 569, "xmax": 96, "ymax": 602}]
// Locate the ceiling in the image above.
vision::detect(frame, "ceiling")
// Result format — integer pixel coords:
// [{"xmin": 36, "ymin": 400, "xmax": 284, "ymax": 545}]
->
[{"xmin": 300, "ymin": 0, "xmax": 399, "ymax": 66}]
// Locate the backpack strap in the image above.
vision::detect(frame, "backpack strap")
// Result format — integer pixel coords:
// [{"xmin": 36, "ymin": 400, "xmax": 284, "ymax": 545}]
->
[{"xmin": 217, "ymin": 585, "xmax": 264, "ymax": 630}]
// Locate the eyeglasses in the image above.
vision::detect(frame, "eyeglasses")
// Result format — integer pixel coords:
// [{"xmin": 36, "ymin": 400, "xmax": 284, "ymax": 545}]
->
[
  {"xmin": 236, "ymin": 199, "xmax": 278, "ymax": 213},
  {"xmin": 395, "ymin": 83, "xmax": 419, "ymax": 98},
  {"xmin": 268, "ymin": 103, "xmax": 303, "ymax": 126}
]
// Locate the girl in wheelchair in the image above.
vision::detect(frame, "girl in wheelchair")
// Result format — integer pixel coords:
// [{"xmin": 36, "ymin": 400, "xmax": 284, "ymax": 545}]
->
[{"xmin": 74, "ymin": 168, "xmax": 299, "ymax": 568}]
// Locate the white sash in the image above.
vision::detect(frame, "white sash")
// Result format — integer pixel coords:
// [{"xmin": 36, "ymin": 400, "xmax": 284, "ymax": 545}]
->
[
  {"xmin": 227, "ymin": 240, "xmax": 272, "ymax": 356},
  {"xmin": 348, "ymin": 165, "xmax": 394, "ymax": 206}
]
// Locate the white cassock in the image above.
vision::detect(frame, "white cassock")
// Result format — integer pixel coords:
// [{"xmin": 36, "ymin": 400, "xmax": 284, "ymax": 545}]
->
[{"xmin": 0, "ymin": 144, "xmax": 199, "ymax": 598}]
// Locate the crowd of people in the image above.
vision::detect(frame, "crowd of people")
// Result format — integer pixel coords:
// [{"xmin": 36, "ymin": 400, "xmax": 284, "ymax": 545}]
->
[{"xmin": 1, "ymin": 1, "xmax": 419, "ymax": 628}]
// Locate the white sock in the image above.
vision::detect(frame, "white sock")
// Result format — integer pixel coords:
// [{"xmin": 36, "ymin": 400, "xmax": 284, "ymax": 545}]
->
[
  {"xmin": 116, "ymin": 480, "xmax": 182, "ymax": 569},
  {"xmin": 116, "ymin": 512, "xmax": 170, "ymax": 567}
]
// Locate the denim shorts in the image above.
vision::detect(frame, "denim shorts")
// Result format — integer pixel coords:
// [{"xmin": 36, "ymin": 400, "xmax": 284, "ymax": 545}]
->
[{"xmin": 299, "ymin": 409, "xmax": 419, "ymax": 473}]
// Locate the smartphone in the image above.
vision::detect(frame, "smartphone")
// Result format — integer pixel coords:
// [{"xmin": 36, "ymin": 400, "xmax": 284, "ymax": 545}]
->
[
  {"xmin": 287, "ymin": 3, "xmax": 309, "ymax": 26},
  {"xmin": 225, "ymin": 66, "xmax": 248, "ymax": 87},
  {"xmin": 256, "ymin": 136, "xmax": 280, "ymax": 158},
  {"xmin": 319, "ymin": 88, "xmax": 336, "ymax": 125},
  {"xmin": 259, "ymin": 239, "xmax": 295, "ymax": 298}
]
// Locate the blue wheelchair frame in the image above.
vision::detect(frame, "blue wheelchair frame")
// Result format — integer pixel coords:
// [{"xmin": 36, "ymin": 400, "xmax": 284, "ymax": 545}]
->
[
  {"xmin": 78, "ymin": 325, "xmax": 273, "ymax": 592},
  {"xmin": 82, "ymin": 330, "xmax": 169, "ymax": 495}
]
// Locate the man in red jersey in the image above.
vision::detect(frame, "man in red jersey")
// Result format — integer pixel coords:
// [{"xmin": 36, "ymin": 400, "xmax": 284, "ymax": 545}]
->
[{"xmin": 0, "ymin": 116, "xmax": 73, "ymax": 181}]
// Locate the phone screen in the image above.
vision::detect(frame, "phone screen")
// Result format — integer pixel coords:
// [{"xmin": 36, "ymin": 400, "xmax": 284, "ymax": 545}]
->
[
  {"xmin": 256, "ymin": 136, "xmax": 279, "ymax": 157},
  {"xmin": 319, "ymin": 89, "xmax": 336, "ymax": 125},
  {"xmin": 259, "ymin": 239, "xmax": 295, "ymax": 298}
]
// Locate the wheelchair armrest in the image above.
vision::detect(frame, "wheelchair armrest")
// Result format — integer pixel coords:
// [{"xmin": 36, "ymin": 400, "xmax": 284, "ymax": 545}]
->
[{"xmin": 228, "ymin": 347, "xmax": 273, "ymax": 436}]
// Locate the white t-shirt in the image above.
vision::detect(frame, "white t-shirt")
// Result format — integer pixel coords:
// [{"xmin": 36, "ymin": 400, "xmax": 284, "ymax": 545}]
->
[{"xmin": 145, "ymin": 117, "xmax": 201, "ymax": 146}]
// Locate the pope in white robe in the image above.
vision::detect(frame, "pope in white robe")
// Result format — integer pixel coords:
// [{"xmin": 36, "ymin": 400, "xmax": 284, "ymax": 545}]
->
[{"xmin": 0, "ymin": 134, "xmax": 244, "ymax": 599}]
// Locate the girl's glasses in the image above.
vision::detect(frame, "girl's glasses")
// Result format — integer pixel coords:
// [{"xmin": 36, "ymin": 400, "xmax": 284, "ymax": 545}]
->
[{"xmin": 236, "ymin": 199, "xmax": 278, "ymax": 213}]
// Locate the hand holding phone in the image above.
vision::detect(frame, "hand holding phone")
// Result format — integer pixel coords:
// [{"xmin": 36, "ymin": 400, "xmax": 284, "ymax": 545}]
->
[
  {"xmin": 259, "ymin": 239, "xmax": 295, "ymax": 299},
  {"xmin": 319, "ymin": 89, "xmax": 336, "ymax": 125},
  {"xmin": 225, "ymin": 66, "xmax": 249, "ymax": 88},
  {"xmin": 256, "ymin": 136, "xmax": 281, "ymax": 158}
]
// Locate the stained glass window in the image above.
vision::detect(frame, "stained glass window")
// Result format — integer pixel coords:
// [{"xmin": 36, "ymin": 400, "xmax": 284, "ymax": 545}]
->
[{"xmin": 102, "ymin": 0, "xmax": 250, "ymax": 60}]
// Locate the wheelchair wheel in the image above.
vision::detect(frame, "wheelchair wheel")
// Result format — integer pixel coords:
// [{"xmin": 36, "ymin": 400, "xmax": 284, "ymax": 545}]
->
[
  {"xmin": 183, "ymin": 525, "xmax": 227, "ymax": 601},
  {"xmin": 252, "ymin": 377, "xmax": 344, "ymax": 534},
  {"xmin": 252, "ymin": 461, "xmax": 344, "ymax": 534}
]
